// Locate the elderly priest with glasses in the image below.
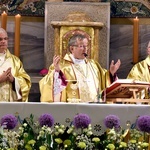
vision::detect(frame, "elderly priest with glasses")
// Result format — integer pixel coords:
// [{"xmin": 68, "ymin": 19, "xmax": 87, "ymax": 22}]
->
[
  {"xmin": 0, "ymin": 28, "xmax": 31, "ymax": 102},
  {"xmin": 39, "ymin": 34, "xmax": 121, "ymax": 103}
]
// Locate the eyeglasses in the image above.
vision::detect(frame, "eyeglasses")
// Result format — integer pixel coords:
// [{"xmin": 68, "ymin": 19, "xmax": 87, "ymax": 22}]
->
[
  {"xmin": 72, "ymin": 45, "xmax": 89, "ymax": 49},
  {"xmin": 0, "ymin": 37, "xmax": 8, "ymax": 41}
]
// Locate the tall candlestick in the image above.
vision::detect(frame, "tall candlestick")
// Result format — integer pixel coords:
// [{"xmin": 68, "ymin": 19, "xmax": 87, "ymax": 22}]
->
[
  {"xmin": 14, "ymin": 14, "xmax": 21, "ymax": 57},
  {"xmin": 133, "ymin": 16, "xmax": 139, "ymax": 64},
  {"xmin": 1, "ymin": 11, "xmax": 7, "ymax": 30}
]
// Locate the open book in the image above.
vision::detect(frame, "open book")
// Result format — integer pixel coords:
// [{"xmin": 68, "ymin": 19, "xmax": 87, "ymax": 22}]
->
[{"xmin": 103, "ymin": 79, "xmax": 150, "ymax": 98}]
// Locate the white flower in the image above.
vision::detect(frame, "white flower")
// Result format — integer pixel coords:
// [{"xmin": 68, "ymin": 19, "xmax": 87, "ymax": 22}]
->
[
  {"xmin": 54, "ymin": 132, "xmax": 59, "ymax": 136},
  {"xmin": 73, "ymin": 132, "xmax": 77, "ymax": 136},
  {"xmin": 23, "ymin": 133, "xmax": 28, "ymax": 138},
  {"xmin": 58, "ymin": 129, "xmax": 64, "ymax": 134},
  {"xmin": 60, "ymin": 124, "xmax": 65, "ymax": 129},
  {"xmin": 39, "ymin": 130, "xmax": 44, "ymax": 136},
  {"xmin": 23, "ymin": 123, "xmax": 27, "ymax": 127},
  {"xmin": 87, "ymin": 131, "xmax": 93, "ymax": 136}
]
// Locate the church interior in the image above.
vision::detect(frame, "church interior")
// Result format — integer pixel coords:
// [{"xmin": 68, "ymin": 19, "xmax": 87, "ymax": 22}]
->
[
  {"xmin": 1, "ymin": 0, "xmax": 150, "ymax": 102},
  {"xmin": 0, "ymin": 1, "xmax": 150, "ymax": 149}
]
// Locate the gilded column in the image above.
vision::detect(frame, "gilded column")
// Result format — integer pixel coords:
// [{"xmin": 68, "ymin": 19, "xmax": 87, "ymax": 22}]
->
[
  {"xmin": 54, "ymin": 27, "xmax": 60, "ymax": 55},
  {"xmin": 94, "ymin": 28, "xmax": 100, "ymax": 61}
]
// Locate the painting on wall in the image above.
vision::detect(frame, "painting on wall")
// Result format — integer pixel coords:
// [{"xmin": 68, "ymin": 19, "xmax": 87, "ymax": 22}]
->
[
  {"xmin": 0, "ymin": 0, "xmax": 150, "ymax": 17},
  {"xmin": 101, "ymin": 0, "xmax": 150, "ymax": 18},
  {"xmin": 63, "ymin": 0, "xmax": 150, "ymax": 18},
  {"xmin": 0, "ymin": 0, "xmax": 46, "ymax": 17}
]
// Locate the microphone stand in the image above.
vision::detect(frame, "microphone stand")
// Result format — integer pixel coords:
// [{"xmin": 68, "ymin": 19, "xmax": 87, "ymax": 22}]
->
[
  {"xmin": 85, "ymin": 54, "xmax": 101, "ymax": 103},
  {"xmin": 97, "ymin": 88, "xmax": 100, "ymax": 103},
  {"xmin": 84, "ymin": 53, "xmax": 106, "ymax": 104}
]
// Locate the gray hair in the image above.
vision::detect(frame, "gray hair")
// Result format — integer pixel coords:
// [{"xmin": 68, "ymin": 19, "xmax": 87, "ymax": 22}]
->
[
  {"xmin": 68, "ymin": 34, "xmax": 87, "ymax": 48},
  {"xmin": 0, "ymin": 28, "xmax": 7, "ymax": 36}
]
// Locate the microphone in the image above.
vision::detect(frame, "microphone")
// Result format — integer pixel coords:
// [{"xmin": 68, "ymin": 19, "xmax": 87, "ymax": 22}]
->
[{"xmin": 83, "ymin": 53, "xmax": 88, "ymax": 57}]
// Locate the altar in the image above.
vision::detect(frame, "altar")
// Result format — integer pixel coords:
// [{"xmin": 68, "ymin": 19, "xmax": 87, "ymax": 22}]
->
[{"xmin": 0, "ymin": 102, "xmax": 149, "ymax": 136}]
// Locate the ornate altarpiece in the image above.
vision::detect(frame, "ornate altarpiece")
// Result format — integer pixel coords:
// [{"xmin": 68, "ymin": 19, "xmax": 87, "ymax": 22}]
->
[
  {"xmin": 45, "ymin": 2, "xmax": 110, "ymax": 69},
  {"xmin": 51, "ymin": 12, "xmax": 104, "ymax": 60}
]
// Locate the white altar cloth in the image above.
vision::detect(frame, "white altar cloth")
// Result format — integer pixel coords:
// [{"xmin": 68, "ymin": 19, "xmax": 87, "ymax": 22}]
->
[{"xmin": 0, "ymin": 102, "xmax": 149, "ymax": 135}]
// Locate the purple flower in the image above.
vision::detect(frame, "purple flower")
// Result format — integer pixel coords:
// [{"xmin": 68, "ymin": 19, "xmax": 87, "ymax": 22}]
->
[
  {"xmin": 1, "ymin": 114, "xmax": 18, "ymax": 130},
  {"xmin": 137, "ymin": 115, "xmax": 150, "ymax": 133},
  {"xmin": 104, "ymin": 115, "xmax": 120, "ymax": 129},
  {"xmin": 39, "ymin": 113, "xmax": 54, "ymax": 127},
  {"xmin": 73, "ymin": 113, "xmax": 91, "ymax": 129}
]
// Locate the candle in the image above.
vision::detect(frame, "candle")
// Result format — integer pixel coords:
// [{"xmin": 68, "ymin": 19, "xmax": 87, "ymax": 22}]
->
[
  {"xmin": 14, "ymin": 14, "xmax": 21, "ymax": 57},
  {"xmin": 1, "ymin": 11, "xmax": 7, "ymax": 30},
  {"xmin": 133, "ymin": 16, "xmax": 139, "ymax": 64}
]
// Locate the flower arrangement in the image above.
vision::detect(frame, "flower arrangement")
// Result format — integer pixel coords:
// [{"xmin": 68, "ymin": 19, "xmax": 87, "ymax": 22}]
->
[{"xmin": 0, "ymin": 113, "xmax": 149, "ymax": 150}]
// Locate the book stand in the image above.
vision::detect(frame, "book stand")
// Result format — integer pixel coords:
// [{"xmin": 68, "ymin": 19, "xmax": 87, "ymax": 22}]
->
[{"xmin": 103, "ymin": 80, "xmax": 150, "ymax": 104}]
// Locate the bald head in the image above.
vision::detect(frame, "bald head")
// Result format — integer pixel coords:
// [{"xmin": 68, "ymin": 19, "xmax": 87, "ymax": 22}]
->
[
  {"xmin": 0, "ymin": 28, "xmax": 8, "ymax": 53},
  {"xmin": 0, "ymin": 28, "xmax": 7, "ymax": 36}
]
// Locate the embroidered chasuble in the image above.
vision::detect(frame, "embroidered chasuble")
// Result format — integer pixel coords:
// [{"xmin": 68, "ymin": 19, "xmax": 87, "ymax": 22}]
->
[
  {"xmin": 72, "ymin": 63, "xmax": 98, "ymax": 102},
  {"xmin": 127, "ymin": 56, "xmax": 150, "ymax": 98},
  {"xmin": 0, "ymin": 55, "xmax": 16, "ymax": 101},
  {"xmin": 40, "ymin": 53, "xmax": 112, "ymax": 103},
  {"xmin": 0, "ymin": 49, "xmax": 31, "ymax": 102}
]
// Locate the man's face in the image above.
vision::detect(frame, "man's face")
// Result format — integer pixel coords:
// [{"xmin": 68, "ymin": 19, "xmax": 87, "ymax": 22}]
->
[
  {"xmin": 0, "ymin": 32, "xmax": 8, "ymax": 53},
  {"xmin": 70, "ymin": 38, "xmax": 89, "ymax": 59}
]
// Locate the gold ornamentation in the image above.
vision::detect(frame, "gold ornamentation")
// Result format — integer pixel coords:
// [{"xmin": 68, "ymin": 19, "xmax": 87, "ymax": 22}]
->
[
  {"xmin": 70, "ymin": 83, "xmax": 78, "ymax": 90},
  {"xmin": 72, "ymin": 91, "xmax": 77, "ymax": 96}
]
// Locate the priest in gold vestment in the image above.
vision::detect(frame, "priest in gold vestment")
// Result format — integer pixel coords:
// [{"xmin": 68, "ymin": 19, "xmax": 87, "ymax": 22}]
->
[
  {"xmin": 40, "ymin": 34, "xmax": 121, "ymax": 102},
  {"xmin": 127, "ymin": 42, "xmax": 150, "ymax": 98},
  {"xmin": 0, "ymin": 28, "xmax": 31, "ymax": 102}
]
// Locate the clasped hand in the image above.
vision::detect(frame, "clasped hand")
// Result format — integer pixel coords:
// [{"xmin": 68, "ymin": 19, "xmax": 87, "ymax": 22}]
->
[
  {"xmin": 109, "ymin": 59, "xmax": 121, "ymax": 76},
  {"xmin": 0, "ymin": 67, "xmax": 14, "ymax": 83}
]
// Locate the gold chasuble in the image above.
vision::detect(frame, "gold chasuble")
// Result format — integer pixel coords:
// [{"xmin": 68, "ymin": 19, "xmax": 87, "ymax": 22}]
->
[
  {"xmin": 127, "ymin": 56, "xmax": 150, "ymax": 98},
  {"xmin": 0, "ymin": 49, "xmax": 31, "ymax": 102},
  {"xmin": 40, "ymin": 53, "xmax": 112, "ymax": 103}
]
